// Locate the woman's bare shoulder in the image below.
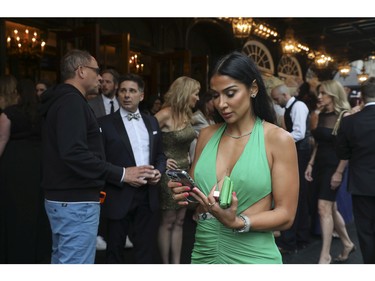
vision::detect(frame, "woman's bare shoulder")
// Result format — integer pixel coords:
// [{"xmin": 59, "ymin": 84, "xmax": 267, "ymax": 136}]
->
[
  {"xmin": 155, "ymin": 107, "xmax": 171, "ymax": 118},
  {"xmin": 195, "ymin": 123, "xmax": 222, "ymax": 148},
  {"xmin": 199, "ymin": 123, "xmax": 222, "ymax": 139},
  {"xmin": 263, "ymin": 122, "xmax": 294, "ymax": 147},
  {"xmin": 154, "ymin": 107, "xmax": 171, "ymax": 125}
]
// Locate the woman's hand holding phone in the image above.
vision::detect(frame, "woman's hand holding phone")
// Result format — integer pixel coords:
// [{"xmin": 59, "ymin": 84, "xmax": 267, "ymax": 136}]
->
[{"xmin": 166, "ymin": 169, "xmax": 200, "ymax": 204}]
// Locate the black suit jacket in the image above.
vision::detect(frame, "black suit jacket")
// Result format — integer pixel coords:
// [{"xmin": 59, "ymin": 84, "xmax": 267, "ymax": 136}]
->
[
  {"xmin": 97, "ymin": 110, "xmax": 167, "ymax": 219},
  {"xmin": 88, "ymin": 95, "xmax": 106, "ymax": 118},
  {"xmin": 336, "ymin": 104, "xmax": 375, "ymax": 196}
]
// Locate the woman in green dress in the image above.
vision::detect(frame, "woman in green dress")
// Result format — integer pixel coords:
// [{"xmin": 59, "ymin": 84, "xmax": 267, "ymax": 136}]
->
[{"xmin": 169, "ymin": 52, "xmax": 299, "ymax": 264}]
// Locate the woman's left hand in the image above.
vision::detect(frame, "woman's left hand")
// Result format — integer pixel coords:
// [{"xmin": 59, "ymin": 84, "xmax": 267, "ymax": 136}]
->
[{"xmin": 191, "ymin": 185, "xmax": 239, "ymax": 229}]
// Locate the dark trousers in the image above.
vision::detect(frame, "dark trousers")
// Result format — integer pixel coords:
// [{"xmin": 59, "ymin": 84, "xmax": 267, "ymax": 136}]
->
[
  {"xmin": 276, "ymin": 148, "xmax": 311, "ymax": 250},
  {"xmin": 352, "ymin": 195, "xmax": 375, "ymax": 264},
  {"xmin": 105, "ymin": 189, "xmax": 159, "ymax": 264},
  {"xmin": 98, "ymin": 205, "xmax": 107, "ymax": 239}
]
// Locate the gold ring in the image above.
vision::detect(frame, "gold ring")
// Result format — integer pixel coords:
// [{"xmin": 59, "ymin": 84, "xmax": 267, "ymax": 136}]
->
[{"xmin": 208, "ymin": 201, "xmax": 216, "ymax": 207}]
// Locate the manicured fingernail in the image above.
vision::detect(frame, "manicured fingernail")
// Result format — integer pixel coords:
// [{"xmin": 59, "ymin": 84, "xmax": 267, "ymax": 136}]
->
[{"xmin": 185, "ymin": 187, "xmax": 191, "ymax": 191}]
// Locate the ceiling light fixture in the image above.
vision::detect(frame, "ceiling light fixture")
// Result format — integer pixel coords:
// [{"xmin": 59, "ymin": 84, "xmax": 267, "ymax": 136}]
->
[
  {"xmin": 338, "ymin": 62, "xmax": 351, "ymax": 79},
  {"xmin": 6, "ymin": 26, "xmax": 46, "ymax": 59},
  {"xmin": 220, "ymin": 18, "xmax": 278, "ymax": 40},
  {"xmin": 357, "ymin": 65, "xmax": 369, "ymax": 83},
  {"xmin": 280, "ymin": 27, "xmax": 310, "ymax": 55},
  {"xmin": 314, "ymin": 51, "xmax": 333, "ymax": 69},
  {"xmin": 231, "ymin": 17, "xmax": 253, "ymax": 38}
]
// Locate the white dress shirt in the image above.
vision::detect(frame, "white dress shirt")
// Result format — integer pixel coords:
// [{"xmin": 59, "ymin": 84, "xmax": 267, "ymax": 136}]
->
[
  {"xmin": 120, "ymin": 107, "xmax": 150, "ymax": 166},
  {"xmin": 286, "ymin": 97, "xmax": 309, "ymax": 142},
  {"xmin": 102, "ymin": 95, "xmax": 119, "ymax": 115}
]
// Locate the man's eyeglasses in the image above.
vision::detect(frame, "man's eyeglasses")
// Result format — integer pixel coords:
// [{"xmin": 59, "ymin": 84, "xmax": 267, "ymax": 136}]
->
[{"xmin": 76, "ymin": 65, "xmax": 101, "ymax": 75}]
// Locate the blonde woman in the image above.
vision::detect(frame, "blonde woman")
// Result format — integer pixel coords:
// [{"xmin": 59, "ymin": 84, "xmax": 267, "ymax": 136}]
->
[
  {"xmin": 155, "ymin": 76, "xmax": 200, "ymax": 263},
  {"xmin": 305, "ymin": 80, "xmax": 356, "ymax": 264}
]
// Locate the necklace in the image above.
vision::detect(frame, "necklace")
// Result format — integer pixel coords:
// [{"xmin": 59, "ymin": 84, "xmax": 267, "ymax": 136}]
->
[{"xmin": 224, "ymin": 130, "xmax": 252, "ymax": 139}]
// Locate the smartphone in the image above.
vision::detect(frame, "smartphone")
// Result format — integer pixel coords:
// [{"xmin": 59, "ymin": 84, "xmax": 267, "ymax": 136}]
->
[{"xmin": 166, "ymin": 169, "xmax": 198, "ymax": 203}]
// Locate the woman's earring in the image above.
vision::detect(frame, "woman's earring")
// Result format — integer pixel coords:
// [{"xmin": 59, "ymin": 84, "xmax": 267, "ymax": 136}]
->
[{"xmin": 251, "ymin": 93, "xmax": 256, "ymax": 98}]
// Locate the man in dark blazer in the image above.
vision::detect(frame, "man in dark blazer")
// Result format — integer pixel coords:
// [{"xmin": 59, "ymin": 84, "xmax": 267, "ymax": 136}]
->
[
  {"xmin": 271, "ymin": 84, "xmax": 311, "ymax": 253},
  {"xmin": 98, "ymin": 73, "xmax": 166, "ymax": 263},
  {"xmin": 336, "ymin": 76, "xmax": 375, "ymax": 264},
  {"xmin": 88, "ymin": 68, "xmax": 120, "ymax": 251},
  {"xmin": 89, "ymin": 68, "xmax": 120, "ymax": 118}
]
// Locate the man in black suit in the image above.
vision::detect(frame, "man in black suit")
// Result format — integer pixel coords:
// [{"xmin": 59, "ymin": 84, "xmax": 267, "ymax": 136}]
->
[
  {"xmin": 98, "ymin": 74, "xmax": 166, "ymax": 263},
  {"xmin": 88, "ymin": 68, "xmax": 120, "ymax": 251},
  {"xmin": 336, "ymin": 76, "xmax": 375, "ymax": 264},
  {"xmin": 271, "ymin": 84, "xmax": 311, "ymax": 253}
]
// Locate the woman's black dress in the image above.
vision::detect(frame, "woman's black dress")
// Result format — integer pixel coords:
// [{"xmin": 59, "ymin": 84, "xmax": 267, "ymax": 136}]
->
[
  {"xmin": 0, "ymin": 105, "xmax": 51, "ymax": 263},
  {"xmin": 311, "ymin": 111, "xmax": 340, "ymax": 201}
]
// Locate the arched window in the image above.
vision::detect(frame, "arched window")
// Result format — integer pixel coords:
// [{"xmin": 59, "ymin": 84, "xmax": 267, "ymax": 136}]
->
[
  {"xmin": 242, "ymin": 40, "xmax": 274, "ymax": 75},
  {"xmin": 277, "ymin": 55, "xmax": 302, "ymax": 80}
]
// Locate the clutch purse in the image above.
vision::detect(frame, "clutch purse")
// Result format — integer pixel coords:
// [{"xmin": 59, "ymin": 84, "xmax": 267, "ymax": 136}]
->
[{"xmin": 219, "ymin": 176, "xmax": 233, "ymax": 209}]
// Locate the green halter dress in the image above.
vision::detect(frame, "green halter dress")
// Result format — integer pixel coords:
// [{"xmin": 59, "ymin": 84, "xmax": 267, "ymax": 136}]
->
[{"xmin": 192, "ymin": 117, "xmax": 282, "ymax": 264}]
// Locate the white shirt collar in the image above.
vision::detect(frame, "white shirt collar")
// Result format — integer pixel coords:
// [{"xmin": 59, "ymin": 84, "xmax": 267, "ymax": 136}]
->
[
  {"xmin": 120, "ymin": 107, "xmax": 141, "ymax": 119},
  {"xmin": 285, "ymin": 96, "xmax": 296, "ymax": 109},
  {"xmin": 102, "ymin": 94, "xmax": 117, "ymax": 103}
]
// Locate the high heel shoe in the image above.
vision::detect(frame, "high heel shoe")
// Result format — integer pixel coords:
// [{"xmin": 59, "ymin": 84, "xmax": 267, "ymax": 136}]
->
[{"xmin": 334, "ymin": 244, "xmax": 356, "ymax": 263}]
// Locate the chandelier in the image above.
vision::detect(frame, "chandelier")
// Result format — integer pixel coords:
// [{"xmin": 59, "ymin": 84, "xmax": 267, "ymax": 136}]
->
[
  {"xmin": 220, "ymin": 18, "xmax": 278, "ymax": 40},
  {"xmin": 338, "ymin": 63, "xmax": 351, "ymax": 79},
  {"xmin": 281, "ymin": 28, "xmax": 309, "ymax": 55},
  {"xmin": 357, "ymin": 65, "xmax": 369, "ymax": 83},
  {"xmin": 129, "ymin": 53, "xmax": 144, "ymax": 73},
  {"xmin": 231, "ymin": 18, "xmax": 253, "ymax": 38},
  {"xmin": 6, "ymin": 27, "xmax": 45, "ymax": 59},
  {"xmin": 314, "ymin": 52, "xmax": 333, "ymax": 69}
]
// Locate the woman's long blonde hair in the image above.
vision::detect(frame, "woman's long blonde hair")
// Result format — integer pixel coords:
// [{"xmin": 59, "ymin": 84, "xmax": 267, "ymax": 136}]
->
[
  {"xmin": 162, "ymin": 76, "xmax": 200, "ymax": 125},
  {"xmin": 320, "ymin": 80, "xmax": 351, "ymax": 114}
]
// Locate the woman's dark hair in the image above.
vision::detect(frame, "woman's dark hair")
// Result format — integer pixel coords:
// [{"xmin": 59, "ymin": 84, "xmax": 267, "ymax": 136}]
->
[
  {"xmin": 147, "ymin": 95, "xmax": 162, "ymax": 111},
  {"xmin": 36, "ymin": 79, "xmax": 52, "ymax": 89},
  {"xmin": 193, "ymin": 91, "xmax": 212, "ymax": 116},
  {"xmin": 297, "ymin": 81, "xmax": 318, "ymax": 112},
  {"xmin": 17, "ymin": 78, "xmax": 41, "ymax": 129},
  {"xmin": 210, "ymin": 51, "xmax": 276, "ymax": 124}
]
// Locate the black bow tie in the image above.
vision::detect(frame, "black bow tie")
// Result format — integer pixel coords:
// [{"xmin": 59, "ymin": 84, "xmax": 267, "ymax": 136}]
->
[{"xmin": 127, "ymin": 112, "xmax": 141, "ymax": 121}]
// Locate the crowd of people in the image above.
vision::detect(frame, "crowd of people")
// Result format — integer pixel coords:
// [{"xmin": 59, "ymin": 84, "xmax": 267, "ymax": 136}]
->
[{"xmin": 0, "ymin": 48, "xmax": 374, "ymax": 264}]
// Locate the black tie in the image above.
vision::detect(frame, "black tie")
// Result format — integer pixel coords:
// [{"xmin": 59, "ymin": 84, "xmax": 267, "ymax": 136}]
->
[
  {"xmin": 127, "ymin": 113, "xmax": 141, "ymax": 121},
  {"xmin": 110, "ymin": 101, "xmax": 114, "ymax": 114}
]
